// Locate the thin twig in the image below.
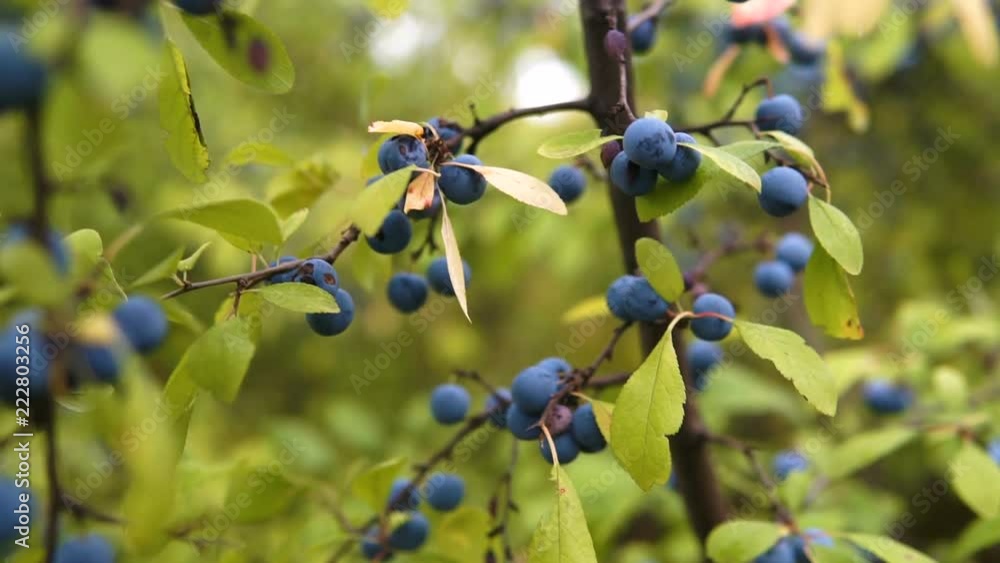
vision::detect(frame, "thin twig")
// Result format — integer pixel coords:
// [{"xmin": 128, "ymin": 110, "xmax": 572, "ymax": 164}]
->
[
  {"xmin": 161, "ymin": 225, "xmax": 361, "ymax": 300},
  {"xmin": 626, "ymin": 0, "xmax": 674, "ymax": 33},
  {"xmin": 705, "ymin": 432, "xmax": 796, "ymax": 528},
  {"xmin": 449, "ymin": 99, "xmax": 593, "ymax": 154}
]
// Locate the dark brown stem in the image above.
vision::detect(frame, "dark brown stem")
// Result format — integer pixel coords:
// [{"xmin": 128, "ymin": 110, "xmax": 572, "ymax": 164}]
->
[
  {"xmin": 453, "ymin": 369, "xmax": 499, "ymax": 396},
  {"xmin": 580, "ymin": 0, "xmax": 729, "ymax": 549},
  {"xmin": 161, "ymin": 225, "xmax": 361, "ymax": 300},
  {"xmin": 26, "ymin": 105, "xmax": 50, "ymax": 244},
  {"xmin": 489, "ymin": 439, "xmax": 519, "ymax": 563},
  {"xmin": 449, "ymin": 99, "xmax": 593, "ymax": 154}
]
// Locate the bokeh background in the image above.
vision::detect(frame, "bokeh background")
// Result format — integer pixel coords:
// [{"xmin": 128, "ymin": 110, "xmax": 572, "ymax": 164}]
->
[{"xmin": 1, "ymin": 0, "xmax": 999, "ymax": 561}]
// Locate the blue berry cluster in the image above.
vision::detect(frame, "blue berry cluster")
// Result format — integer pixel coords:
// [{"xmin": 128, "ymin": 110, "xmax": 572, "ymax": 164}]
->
[
  {"xmin": 362, "ymin": 472, "xmax": 467, "ymax": 559},
  {"xmin": 608, "ymin": 117, "xmax": 703, "ymax": 198},
  {"xmin": 387, "ymin": 257, "xmax": 471, "ymax": 314},
  {"xmin": 753, "ymin": 232, "xmax": 814, "ymax": 298},
  {"xmin": 268, "ymin": 258, "xmax": 355, "ymax": 336}
]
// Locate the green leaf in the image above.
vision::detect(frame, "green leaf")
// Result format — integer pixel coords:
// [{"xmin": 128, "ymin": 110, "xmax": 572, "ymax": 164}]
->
[
  {"xmin": 281, "ymin": 209, "xmax": 310, "ymax": 242},
  {"xmin": 225, "ymin": 142, "xmax": 294, "ymax": 167},
  {"xmin": 180, "ymin": 10, "xmax": 295, "ymax": 93},
  {"xmin": 367, "ymin": 0, "xmax": 409, "ymax": 19},
  {"xmin": 761, "ymin": 130, "xmax": 820, "ymax": 171},
  {"xmin": 427, "ymin": 507, "xmax": 491, "ymax": 560},
  {"xmin": 248, "ymin": 282, "xmax": 340, "ymax": 313},
  {"xmin": 0, "ymin": 242, "xmax": 70, "ymax": 306},
  {"xmin": 64, "ymin": 228, "xmax": 104, "ymax": 282},
  {"xmin": 537, "ymin": 129, "xmax": 622, "ymax": 159},
  {"xmin": 821, "ymin": 427, "xmax": 917, "ymax": 479},
  {"xmin": 561, "ymin": 295, "xmax": 610, "ymax": 324},
  {"xmin": 809, "ymin": 196, "xmax": 864, "ymax": 276},
  {"xmin": 159, "ymin": 41, "xmax": 210, "ymax": 183},
  {"xmin": 160, "ymin": 198, "xmax": 284, "ymax": 245},
  {"xmin": 527, "ymin": 466, "xmax": 598, "ymax": 563},
  {"xmin": 610, "ymin": 330, "xmax": 686, "ymax": 490},
  {"xmin": 682, "ymin": 142, "xmax": 767, "ymax": 192},
  {"xmin": 951, "ymin": 516, "xmax": 1000, "ymax": 562},
  {"xmin": 269, "ymin": 157, "xmax": 341, "ymax": 217},
  {"xmin": 811, "ymin": 543, "xmax": 877, "ymax": 563},
  {"xmin": 635, "ymin": 237, "xmax": 684, "ymax": 301},
  {"xmin": 735, "ymin": 320, "xmax": 838, "ymax": 416},
  {"xmin": 361, "ymin": 134, "xmax": 392, "ymax": 180},
  {"xmin": 171, "ymin": 317, "xmax": 257, "ymax": 403},
  {"xmin": 350, "ymin": 166, "xmax": 414, "ymax": 236},
  {"xmin": 177, "ymin": 242, "xmax": 212, "ymax": 272},
  {"xmin": 706, "ymin": 521, "xmax": 786, "ymax": 563},
  {"xmin": 635, "ymin": 141, "xmax": 776, "ymax": 222},
  {"xmin": 804, "ymin": 244, "xmax": 864, "ymax": 340},
  {"xmin": 225, "ymin": 462, "xmax": 302, "ymax": 523},
  {"xmin": 845, "ymin": 533, "xmax": 937, "ymax": 563},
  {"xmin": 951, "ymin": 441, "xmax": 1000, "ymax": 518},
  {"xmin": 350, "ymin": 457, "xmax": 406, "ymax": 512},
  {"xmin": 130, "ymin": 248, "xmax": 185, "ymax": 289}
]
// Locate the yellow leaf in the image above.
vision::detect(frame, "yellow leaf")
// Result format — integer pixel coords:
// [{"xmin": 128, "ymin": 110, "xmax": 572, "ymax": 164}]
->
[
  {"xmin": 368, "ymin": 120, "xmax": 424, "ymax": 137},
  {"xmin": 952, "ymin": 0, "xmax": 999, "ymax": 66},
  {"xmin": 439, "ymin": 199, "xmax": 470, "ymax": 321},
  {"xmin": 404, "ymin": 171, "xmax": 436, "ymax": 213},
  {"xmin": 444, "ymin": 162, "xmax": 567, "ymax": 215}
]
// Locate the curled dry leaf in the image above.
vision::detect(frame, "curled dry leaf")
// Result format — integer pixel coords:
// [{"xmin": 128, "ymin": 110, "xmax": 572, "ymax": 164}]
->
[
  {"xmin": 404, "ymin": 171, "xmax": 437, "ymax": 213},
  {"xmin": 438, "ymin": 198, "xmax": 470, "ymax": 321},
  {"xmin": 367, "ymin": 120, "xmax": 425, "ymax": 137},
  {"xmin": 442, "ymin": 162, "xmax": 568, "ymax": 215}
]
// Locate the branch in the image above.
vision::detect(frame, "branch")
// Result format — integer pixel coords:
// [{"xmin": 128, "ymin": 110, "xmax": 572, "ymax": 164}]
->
[
  {"xmin": 686, "ymin": 233, "xmax": 770, "ymax": 285},
  {"xmin": 161, "ymin": 225, "xmax": 361, "ymax": 300},
  {"xmin": 488, "ymin": 439, "xmax": 519, "ymax": 563},
  {"xmin": 448, "ymin": 99, "xmax": 593, "ymax": 154}
]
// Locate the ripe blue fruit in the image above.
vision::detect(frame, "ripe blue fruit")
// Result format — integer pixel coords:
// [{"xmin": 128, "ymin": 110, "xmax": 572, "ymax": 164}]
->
[
  {"xmin": 690, "ymin": 293, "xmax": 735, "ymax": 341},
  {"xmin": 440, "ymin": 155, "xmax": 487, "ymax": 204},
  {"xmin": 4, "ymin": 224, "xmax": 70, "ymax": 273},
  {"xmin": 0, "ymin": 28, "xmax": 48, "ymax": 112},
  {"xmin": 361, "ymin": 528, "xmax": 393, "ymax": 561},
  {"xmin": 536, "ymin": 357, "xmax": 572, "ymax": 375},
  {"xmin": 425, "ymin": 473, "xmax": 465, "ymax": 511},
  {"xmin": 378, "ymin": 135, "xmax": 429, "ymax": 174},
  {"xmin": 112, "ymin": 296, "xmax": 168, "ymax": 353},
  {"xmin": 172, "ymin": 0, "xmax": 219, "ymax": 15},
  {"xmin": 754, "ymin": 537, "xmax": 797, "ymax": 563},
  {"xmin": 759, "ymin": 167, "xmax": 808, "ymax": 217},
  {"xmin": 623, "ymin": 117, "xmax": 677, "ymax": 169},
  {"xmin": 0, "ymin": 312, "xmax": 52, "ymax": 411},
  {"xmin": 486, "ymin": 388, "xmax": 512, "ymax": 428},
  {"xmin": 0, "ymin": 480, "xmax": 31, "ymax": 549},
  {"xmin": 687, "ymin": 339, "xmax": 722, "ymax": 391},
  {"xmin": 606, "ymin": 275, "xmax": 670, "ymax": 323},
  {"xmin": 773, "ymin": 450, "xmax": 809, "ymax": 481},
  {"xmin": 571, "ymin": 403, "xmax": 606, "ymax": 453},
  {"xmin": 426, "ymin": 257, "xmax": 471, "ymax": 297},
  {"xmin": 549, "ymin": 165, "xmax": 587, "ymax": 203},
  {"xmin": 53, "ymin": 534, "xmax": 115, "ymax": 563},
  {"xmin": 388, "ymin": 511, "xmax": 430, "ymax": 551},
  {"xmin": 629, "ymin": 18, "xmax": 657, "ymax": 54},
  {"xmin": 658, "ymin": 132, "xmax": 702, "ymax": 182},
  {"xmin": 540, "ymin": 433, "xmax": 580, "ymax": 464},
  {"xmin": 367, "ymin": 210, "xmax": 413, "ymax": 255},
  {"xmin": 430, "ymin": 383, "xmax": 470, "ymax": 424},
  {"xmin": 755, "ymin": 94, "xmax": 804, "ymax": 135},
  {"xmin": 511, "ymin": 366, "xmax": 558, "ymax": 415},
  {"xmin": 989, "ymin": 438, "xmax": 1000, "ymax": 465},
  {"xmin": 863, "ymin": 379, "xmax": 913, "ymax": 414},
  {"xmin": 268, "ymin": 256, "xmax": 299, "ymax": 284},
  {"xmin": 428, "ymin": 117, "xmax": 460, "ymax": 141},
  {"xmin": 610, "ymin": 152, "xmax": 657, "ymax": 196},
  {"xmin": 292, "ymin": 258, "xmax": 338, "ymax": 292},
  {"xmin": 506, "ymin": 404, "xmax": 542, "ymax": 440},
  {"xmin": 774, "ymin": 21, "xmax": 826, "ymax": 66},
  {"xmin": 754, "ymin": 260, "xmax": 795, "ymax": 297},
  {"xmin": 306, "ymin": 289, "xmax": 355, "ymax": 336},
  {"xmin": 388, "ymin": 477, "xmax": 420, "ymax": 511},
  {"xmin": 82, "ymin": 345, "xmax": 120, "ymax": 383},
  {"xmin": 775, "ymin": 233, "xmax": 814, "ymax": 273},
  {"xmin": 387, "ymin": 273, "xmax": 428, "ymax": 313}
]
